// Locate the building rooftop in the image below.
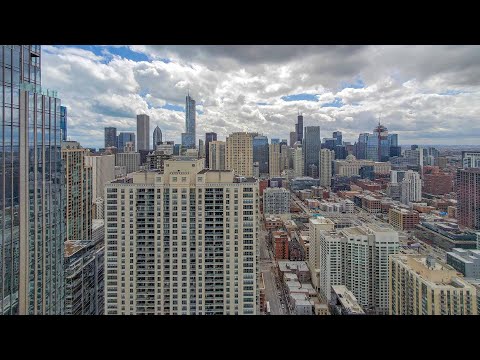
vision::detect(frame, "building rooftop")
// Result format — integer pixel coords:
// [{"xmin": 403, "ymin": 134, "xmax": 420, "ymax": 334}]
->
[{"xmin": 331, "ymin": 285, "xmax": 365, "ymax": 314}]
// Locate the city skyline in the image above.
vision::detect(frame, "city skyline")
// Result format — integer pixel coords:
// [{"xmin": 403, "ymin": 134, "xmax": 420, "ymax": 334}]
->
[{"xmin": 41, "ymin": 45, "xmax": 480, "ymax": 148}]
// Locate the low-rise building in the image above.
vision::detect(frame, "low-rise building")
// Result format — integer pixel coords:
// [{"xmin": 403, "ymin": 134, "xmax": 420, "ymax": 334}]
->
[
  {"xmin": 446, "ymin": 248, "xmax": 480, "ymax": 278},
  {"xmin": 265, "ymin": 215, "xmax": 283, "ymax": 230},
  {"xmin": 389, "ymin": 207, "xmax": 420, "ymax": 230},
  {"xmin": 329, "ymin": 285, "xmax": 365, "ymax": 315}
]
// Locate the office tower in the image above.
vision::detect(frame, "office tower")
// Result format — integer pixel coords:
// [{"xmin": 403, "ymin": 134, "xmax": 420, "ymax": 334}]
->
[
  {"xmin": 293, "ymin": 147, "xmax": 304, "ymax": 178},
  {"xmin": 400, "ymin": 170, "xmax": 422, "ymax": 205},
  {"xmin": 290, "ymin": 131, "xmax": 297, "ymax": 147},
  {"xmin": 85, "ymin": 154, "xmax": 116, "ymax": 219},
  {"xmin": 457, "ymin": 168, "xmax": 480, "ymax": 230},
  {"xmin": 115, "ymin": 152, "xmax": 141, "ymax": 174},
  {"xmin": 181, "ymin": 93, "xmax": 196, "ymax": 149},
  {"xmin": 209, "ymin": 140, "xmax": 226, "ymax": 170},
  {"xmin": 104, "ymin": 127, "xmax": 117, "ymax": 148},
  {"xmin": 0, "ymin": 45, "xmax": 65, "ymax": 314},
  {"xmin": 280, "ymin": 144, "xmax": 289, "ymax": 171},
  {"xmin": 60, "ymin": 105, "xmax": 67, "ymax": 141},
  {"xmin": 319, "ymin": 149, "xmax": 334, "ymax": 187},
  {"xmin": 404, "ymin": 148, "xmax": 424, "ymax": 169},
  {"xmin": 173, "ymin": 144, "xmax": 182, "ymax": 156},
  {"xmin": 198, "ymin": 139, "xmax": 205, "ymax": 158},
  {"xmin": 205, "ymin": 132, "xmax": 217, "ymax": 168},
  {"xmin": 295, "ymin": 113, "xmax": 304, "ymax": 142},
  {"xmin": 153, "ymin": 125, "xmax": 162, "ymax": 147},
  {"xmin": 62, "ymin": 141, "xmax": 93, "ymax": 242},
  {"xmin": 263, "ymin": 188, "xmax": 290, "ymax": 214},
  {"xmin": 308, "ymin": 217, "xmax": 335, "ymax": 292},
  {"xmin": 373, "ymin": 122, "xmax": 389, "ymax": 162},
  {"xmin": 156, "ymin": 142, "xmax": 174, "ymax": 155},
  {"xmin": 333, "ymin": 131, "xmax": 342, "ymax": 146},
  {"xmin": 117, "ymin": 132, "xmax": 135, "ymax": 152},
  {"xmin": 226, "ymin": 132, "xmax": 254, "ymax": 176},
  {"xmin": 390, "ymin": 170, "xmax": 406, "ymax": 183},
  {"xmin": 329, "ymin": 286, "xmax": 365, "ymax": 315},
  {"xmin": 390, "ymin": 255, "xmax": 477, "ymax": 315},
  {"xmin": 462, "ymin": 151, "xmax": 480, "ymax": 169},
  {"xmin": 270, "ymin": 138, "xmax": 280, "ymax": 144},
  {"xmin": 323, "ymin": 138, "xmax": 336, "ymax": 151},
  {"xmin": 304, "ymin": 126, "xmax": 321, "ymax": 178},
  {"xmin": 355, "ymin": 133, "xmax": 368, "ymax": 159},
  {"xmin": 253, "ymin": 135, "xmax": 269, "ymax": 175},
  {"xmin": 422, "ymin": 166, "xmax": 453, "ymax": 195},
  {"xmin": 136, "ymin": 114, "xmax": 150, "ymax": 151},
  {"xmin": 104, "ymin": 159, "xmax": 259, "ymax": 315},
  {"xmin": 280, "ymin": 139, "xmax": 288, "ymax": 147},
  {"xmin": 64, "ymin": 239, "xmax": 104, "ymax": 315},
  {"xmin": 334, "ymin": 145, "xmax": 346, "ymax": 160},
  {"xmin": 268, "ymin": 143, "xmax": 281, "ymax": 177}
]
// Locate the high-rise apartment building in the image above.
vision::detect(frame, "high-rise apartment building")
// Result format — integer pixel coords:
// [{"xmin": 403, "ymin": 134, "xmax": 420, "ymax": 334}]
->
[
  {"xmin": 104, "ymin": 127, "xmax": 117, "ymax": 148},
  {"xmin": 263, "ymin": 188, "xmax": 290, "ymax": 214},
  {"xmin": 390, "ymin": 255, "xmax": 477, "ymax": 315},
  {"xmin": 308, "ymin": 217, "xmax": 335, "ymax": 292},
  {"xmin": 205, "ymin": 132, "xmax": 217, "ymax": 168},
  {"xmin": 303, "ymin": 126, "xmax": 321, "ymax": 178},
  {"xmin": 422, "ymin": 166, "xmax": 453, "ymax": 195},
  {"xmin": 181, "ymin": 94, "xmax": 196, "ymax": 149},
  {"xmin": 226, "ymin": 132, "xmax": 254, "ymax": 177},
  {"xmin": 136, "ymin": 114, "xmax": 150, "ymax": 151},
  {"xmin": 268, "ymin": 143, "xmax": 281, "ymax": 177},
  {"xmin": 65, "ymin": 239, "xmax": 104, "ymax": 315},
  {"xmin": 253, "ymin": 135, "xmax": 269, "ymax": 175},
  {"xmin": 462, "ymin": 151, "xmax": 480, "ymax": 169},
  {"xmin": 320, "ymin": 149, "xmax": 334, "ymax": 188},
  {"xmin": 293, "ymin": 147, "xmax": 304, "ymax": 178},
  {"xmin": 117, "ymin": 132, "xmax": 135, "ymax": 152},
  {"xmin": 457, "ymin": 168, "xmax": 480, "ymax": 230},
  {"xmin": 60, "ymin": 105, "xmax": 67, "ymax": 141},
  {"xmin": 1, "ymin": 45, "xmax": 65, "ymax": 314},
  {"xmin": 208, "ymin": 140, "xmax": 226, "ymax": 170},
  {"xmin": 390, "ymin": 170, "xmax": 406, "ymax": 184},
  {"xmin": 153, "ymin": 126, "xmax": 162, "ymax": 147},
  {"xmin": 400, "ymin": 170, "xmax": 422, "ymax": 205},
  {"xmin": 85, "ymin": 154, "xmax": 116, "ymax": 219},
  {"xmin": 62, "ymin": 141, "xmax": 93, "ymax": 242},
  {"xmin": 104, "ymin": 159, "xmax": 259, "ymax": 315}
]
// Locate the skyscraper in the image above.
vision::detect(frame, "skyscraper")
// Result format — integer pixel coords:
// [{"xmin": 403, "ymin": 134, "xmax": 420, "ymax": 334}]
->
[
  {"xmin": 462, "ymin": 151, "xmax": 480, "ymax": 169},
  {"xmin": 117, "ymin": 132, "xmax": 135, "ymax": 152},
  {"xmin": 62, "ymin": 141, "xmax": 93, "ymax": 242},
  {"xmin": 104, "ymin": 159, "xmax": 259, "ymax": 314},
  {"xmin": 182, "ymin": 93, "xmax": 196, "ymax": 149},
  {"xmin": 295, "ymin": 113, "xmax": 304, "ymax": 142},
  {"xmin": 289, "ymin": 131, "xmax": 297, "ymax": 147},
  {"xmin": 293, "ymin": 147, "xmax": 304, "ymax": 177},
  {"xmin": 303, "ymin": 126, "xmax": 321, "ymax": 178},
  {"xmin": 60, "ymin": 105, "xmax": 67, "ymax": 141},
  {"xmin": 400, "ymin": 170, "xmax": 422, "ymax": 205},
  {"xmin": 85, "ymin": 153, "xmax": 115, "ymax": 219},
  {"xmin": 205, "ymin": 132, "xmax": 217, "ymax": 168},
  {"xmin": 333, "ymin": 131, "xmax": 342, "ymax": 146},
  {"xmin": 153, "ymin": 125, "xmax": 162, "ymax": 147},
  {"xmin": 209, "ymin": 141, "xmax": 226, "ymax": 170},
  {"xmin": 136, "ymin": 114, "xmax": 150, "ymax": 151},
  {"xmin": 1, "ymin": 45, "xmax": 65, "ymax": 314},
  {"xmin": 253, "ymin": 135, "xmax": 269, "ymax": 175},
  {"xmin": 457, "ymin": 168, "xmax": 480, "ymax": 230},
  {"xmin": 226, "ymin": 132, "xmax": 255, "ymax": 176},
  {"xmin": 104, "ymin": 127, "xmax": 117, "ymax": 148},
  {"xmin": 269, "ymin": 143, "xmax": 281, "ymax": 177},
  {"xmin": 319, "ymin": 149, "xmax": 335, "ymax": 187},
  {"xmin": 198, "ymin": 139, "xmax": 205, "ymax": 158}
]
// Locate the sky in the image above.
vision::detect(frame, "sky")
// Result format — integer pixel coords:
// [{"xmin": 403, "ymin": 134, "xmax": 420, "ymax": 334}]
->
[{"xmin": 41, "ymin": 45, "xmax": 480, "ymax": 149}]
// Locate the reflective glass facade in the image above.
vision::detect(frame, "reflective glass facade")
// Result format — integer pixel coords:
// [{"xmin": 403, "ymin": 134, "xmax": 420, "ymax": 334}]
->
[
  {"xmin": 60, "ymin": 106, "xmax": 67, "ymax": 141},
  {"xmin": 303, "ymin": 126, "xmax": 321, "ymax": 178},
  {"xmin": 1, "ymin": 45, "xmax": 65, "ymax": 315},
  {"xmin": 182, "ymin": 95, "xmax": 196, "ymax": 149},
  {"xmin": 253, "ymin": 135, "xmax": 269, "ymax": 175}
]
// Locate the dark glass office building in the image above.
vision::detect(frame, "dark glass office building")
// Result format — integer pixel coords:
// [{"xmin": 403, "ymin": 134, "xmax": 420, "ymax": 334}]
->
[
  {"xmin": 205, "ymin": 132, "xmax": 217, "ymax": 168},
  {"xmin": 295, "ymin": 114, "xmax": 304, "ymax": 142},
  {"xmin": 253, "ymin": 135, "xmax": 269, "ymax": 175},
  {"xmin": 117, "ymin": 131, "xmax": 135, "ymax": 151},
  {"xmin": 303, "ymin": 126, "xmax": 321, "ymax": 178},
  {"xmin": 1, "ymin": 45, "xmax": 65, "ymax": 314},
  {"xmin": 182, "ymin": 94, "xmax": 196, "ymax": 149},
  {"xmin": 60, "ymin": 105, "xmax": 67, "ymax": 141},
  {"xmin": 104, "ymin": 127, "xmax": 117, "ymax": 148}
]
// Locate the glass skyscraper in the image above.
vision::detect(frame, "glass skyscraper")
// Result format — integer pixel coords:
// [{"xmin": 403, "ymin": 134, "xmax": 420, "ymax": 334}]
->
[
  {"xmin": 60, "ymin": 105, "xmax": 67, "ymax": 141},
  {"xmin": 205, "ymin": 132, "xmax": 217, "ymax": 168},
  {"xmin": 117, "ymin": 131, "xmax": 135, "ymax": 151},
  {"xmin": 303, "ymin": 126, "xmax": 321, "ymax": 178},
  {"xmin": 181, "ymin": 94, "xmax": 196, "ymax": 149},
  {"xmin": 1, "ymin": 45, "xmax": 65, "ymax": 314},
  {"xmin": 253, "ymin": 135, "xmax": 269, "ymax": 175},
  {"xmin": 104, "ymin": 127, "xmax": 117, "ymax": 148}
]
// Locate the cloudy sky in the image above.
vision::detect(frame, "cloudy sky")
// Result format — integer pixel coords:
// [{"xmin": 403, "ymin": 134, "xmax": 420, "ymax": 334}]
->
[{"xmin": 42, "ymin": 45, "xmax": 480, "ymax": 149}]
